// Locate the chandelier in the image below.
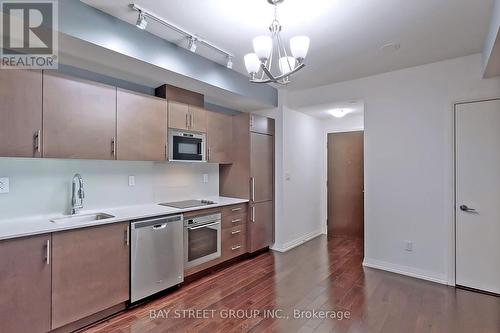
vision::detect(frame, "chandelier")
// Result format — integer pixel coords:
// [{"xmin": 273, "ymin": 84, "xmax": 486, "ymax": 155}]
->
[{"xmin": 244, "ymin": 0, "xmax": 310, "ymax": 85}]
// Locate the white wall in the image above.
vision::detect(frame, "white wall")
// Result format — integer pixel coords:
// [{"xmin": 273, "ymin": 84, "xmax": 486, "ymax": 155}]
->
[
  {"xmin": 323, "ymin": 113, "xmax": 364, "ymax": 134},
  {"xmin": 288, "ymin": 54, "xmax": 500, "ymax": 284},
  {"xmin": 0, "ymin": 158, "xmax": 219, "ymax": 220}
]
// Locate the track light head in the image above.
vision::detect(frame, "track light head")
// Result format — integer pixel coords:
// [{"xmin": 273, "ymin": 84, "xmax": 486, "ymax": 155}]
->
[
  {"xmin": 136, "ymin": 11, "xmax": 147, "ymax": 30},
  {"xmin": 188, "ymin": 37, "xmax": 197, "ymax": 53},
  {"xmin": 226, "ymin": 57, "xmax": 233, "ymax": 69}
]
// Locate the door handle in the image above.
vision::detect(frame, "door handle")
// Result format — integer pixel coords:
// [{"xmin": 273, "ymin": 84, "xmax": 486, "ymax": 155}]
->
[{"xmin": 460, "ymin": 205, "xmax": 477, "ymax": 213}]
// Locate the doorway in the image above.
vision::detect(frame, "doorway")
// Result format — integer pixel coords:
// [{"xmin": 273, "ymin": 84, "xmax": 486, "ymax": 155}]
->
[
  {"xmin": 455, "ymin": 98, "xmax": 500, "ymax": 295},
  {"xmin": 327, "ymin": 131, "xmax": 364, "ymax": 238}
]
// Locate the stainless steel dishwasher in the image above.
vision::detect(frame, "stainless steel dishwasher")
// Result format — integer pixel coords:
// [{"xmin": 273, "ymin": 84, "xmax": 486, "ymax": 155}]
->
[{"xmin": 130, "ymin": 214, "xmax": 184, "ymax": 303}]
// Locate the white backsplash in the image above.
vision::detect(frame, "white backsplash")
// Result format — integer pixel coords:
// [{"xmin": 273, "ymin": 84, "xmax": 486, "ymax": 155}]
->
[{"xmin": 0, "ymin": 158, "xmax": 219, "ymax": 220}]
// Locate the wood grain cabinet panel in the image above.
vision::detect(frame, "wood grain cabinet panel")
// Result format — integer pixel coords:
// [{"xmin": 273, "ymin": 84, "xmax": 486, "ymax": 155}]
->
[
  {"xmin": 117, "ymin": 89, "xmax": 167, "ymax": 161},
  {"xmin": 207, "ymin": 111, "xmax": 233, "ymax": 163},
  {"xmin": 0, "ymin": 234, "xmax": 51, "ymax": 333},
  {"xmin": 250, "ymin": 132, "xmax": 274, "ymax": 203},
  {"xmin": 51, "ymin": 223, "xmax": 129, "ymax": 329},
  {"xmin": 43, "ymin": 73, "xmax": 117, "ymax": 160},
  {"xmin": 168, "ymin": 100, "xmax": 190, "ymax": 131},
  {"xmin": 0, "ymin": 69, "xmax": 42, "ymax": 157},
  {"xmin": 248, "ymin": 201, "xmax": 274, "ymax": 253},
  {"xmin": 188, "ymin": 105, "xmax": 207, "ymax": 133}
]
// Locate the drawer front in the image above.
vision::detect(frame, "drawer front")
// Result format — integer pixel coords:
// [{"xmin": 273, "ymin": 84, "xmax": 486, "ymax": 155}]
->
[
  {"xmin": 222, "ymin": 226, "xmax": 247, "ymax": 260},
  {"xmin": 222, "ymin": 204, "xmax": 248, "ymax": 217},
  {"xmin": 222, "ymin": 213, "xmax": 247, "ymax": 229}
]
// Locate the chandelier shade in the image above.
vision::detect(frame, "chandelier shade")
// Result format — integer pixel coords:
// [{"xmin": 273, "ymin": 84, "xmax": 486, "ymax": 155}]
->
[{"xmin": 244, "ymin": 0, "xmax": 309, "ymax": 85}]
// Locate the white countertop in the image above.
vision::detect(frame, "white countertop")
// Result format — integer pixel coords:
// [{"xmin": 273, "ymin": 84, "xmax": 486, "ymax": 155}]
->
[{"xmin": 0, "ymin": 197, "xmax": 249, "ymax": 241}]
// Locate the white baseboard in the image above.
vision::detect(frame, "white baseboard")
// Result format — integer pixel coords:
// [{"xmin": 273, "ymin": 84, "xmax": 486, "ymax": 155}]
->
[
  {"xmin": 271, "ymin": 229, "xmax": 325, "ymax": 253},
  {"xmin": 363, "ymin": 258, "xmax": 449, "ymax": 285}
]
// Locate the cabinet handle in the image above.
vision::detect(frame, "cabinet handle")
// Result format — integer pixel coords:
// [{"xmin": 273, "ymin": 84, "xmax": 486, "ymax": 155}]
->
[
  {"xmin": 231, "ymin": 207, "xmax": 242, "ymax": 212},
  {"xmin": 165, "ymin": 144, "xmax": 168, "ymax": 160},
  {"xmin": 190, "ymin": 114, "xmax": 193, "ymax": 129},
  {"xmin": 231, "ymin": 219, "xmax": 241, "ymax": 224},
  {"xmin": 250, "ymin": 177, "xmax": 255, "ymax": 202},
  {"xmin": 186, "ymin": 114, "xmax": 189, "ymax": 129},
  {"xmin": 250, "ymin": 115, "xmax": 254, "ymax": 129},
  {"xmin": 34, "ymin": 130, "xmax": 41, "ymax": 154},
  {"xmin": 208, "ymin": 147, "xmax": 211, "ymax": 161},
  {"xmin": 45, "ymin": 239, "xmax": 50, "ymax": 265},
  {"xmin": 251, "ymin": 207, "xmax": 256, "ymax": 223},
  {"xmin": 111, "ymin": 137, "xmax": 116, "ymax": 158},
  {"xmin": 125, "ymin": 226, "xmax": 129, "ymax": 246},
  {"xmin": 231, "ymin": 230, "xmax": 241, "ymax": 235},
  {"xmin": 231, "ymin": 245, "xmax": 241, "ymax": 251}
]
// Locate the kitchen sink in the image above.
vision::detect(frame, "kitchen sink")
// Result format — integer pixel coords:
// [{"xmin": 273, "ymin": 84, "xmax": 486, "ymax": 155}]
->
[{"xmin": 51, "ymin": 213, "xmax": 115, "ymax": 223}]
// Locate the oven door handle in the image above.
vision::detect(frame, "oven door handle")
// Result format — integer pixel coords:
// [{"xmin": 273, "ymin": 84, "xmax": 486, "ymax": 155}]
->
[{"xmin": 187, "ymin": 221, "xmax": 221, "ymax": 230}]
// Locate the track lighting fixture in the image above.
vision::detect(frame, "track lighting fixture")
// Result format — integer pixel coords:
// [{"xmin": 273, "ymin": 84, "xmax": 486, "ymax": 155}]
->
[
  {"xmin": 135, "ymin": 11, "xmax": 147, "ymax": 30},
  {"xmin": 226, "ymin": 57, "xmax": 233, "ymax": 69},
  {"xmin": 188, "ymin": 37, "xmax": 197, "ymax": 53}
]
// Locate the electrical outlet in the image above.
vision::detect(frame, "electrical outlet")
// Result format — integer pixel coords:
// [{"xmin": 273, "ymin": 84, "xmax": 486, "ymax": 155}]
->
[
  {"xmin": 405, "ymin": 241, "xmax": 413, "ymax": 252},
  {"xmin": 203, "ymin": 174, "xmax": 209, "ymax": 184},
  {"xmin": 0, "ymin": 177, "xmax": 10, "ymax": 194},
  {"xmin": 128, "ymin": 176, "xmax": 136, "ymax": 187}
]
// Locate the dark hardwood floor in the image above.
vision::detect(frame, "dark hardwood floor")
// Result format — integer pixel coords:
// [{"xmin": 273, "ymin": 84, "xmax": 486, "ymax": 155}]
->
[{"xmin": 82, "ymin": 236, "xmax": 500, "ymax": 333}]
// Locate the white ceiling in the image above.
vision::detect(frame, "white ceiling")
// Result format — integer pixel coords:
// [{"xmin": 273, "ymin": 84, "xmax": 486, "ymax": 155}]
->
[{"xmin": 82, "ymin": 0, "xmax": 494, "ymax": 90}]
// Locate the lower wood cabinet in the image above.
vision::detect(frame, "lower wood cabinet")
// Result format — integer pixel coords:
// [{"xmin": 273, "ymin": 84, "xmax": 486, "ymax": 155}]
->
[
  {"xmin": 248, "ymin": 201, "xmax": 274, "ymax": 253},
  {"xmin": 0, "ymin": 234, "xmax": 51, "ymax": 333},
  {"xmin": 51, "ymin": 223, "xmax": 130, "ymax": 329}
]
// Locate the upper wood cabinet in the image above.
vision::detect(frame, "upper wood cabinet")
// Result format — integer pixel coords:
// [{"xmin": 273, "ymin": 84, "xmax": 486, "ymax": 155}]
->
[
  {"xmin": 168, "ymin": 100, "xmax": 190, "ymax": 131},
  {"xmin": 43, "ymin": 73, "xmax": 117, "ymax": 160},
  {"xmin": 0, "ymin": 69, "xmax": 43, "ymax": 158},
  {"xmin": 189, "ymin": 105, "xmax": 207, "ymax": 133},
  {"xmin": 51, "ymin": 223, "xmax": 129, "ymax": 329},
  {"xmin": 0, "ymin": 234, "xmax": 51, "ymax": 333},
  {"xmin": 168, "ymin": 100, "xmax": 207, "ymax": 133},
  {"xmin": 117, "ymin": 89, "xmax": 167, "ymax": 161},
  {"xmin": 207, "ymin": 111, "xmax": 233, "ymax": 164},
  {"xmin": 250, "ymin": 114, "xmax": 275, "ymax": 135}
]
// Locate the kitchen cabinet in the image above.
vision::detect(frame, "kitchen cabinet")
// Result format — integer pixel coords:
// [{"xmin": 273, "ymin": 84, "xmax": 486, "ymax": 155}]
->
[
  {"xmin": 250, "ymin": 114, "xmax": 275, "ymax": 135},
  {"xmin": 0, "ymin": 234, "xmax": 51, "ymax": 333},
  {"xmin": 207, "ymin": 110, "xmax": 233, "ymax": 163},
  {"xmin": 51, "ymin": 222, "xmax": 129, "ymax": 329},
  {"xmin": 0, "ymin": 69, "xmax": 43, "ymax": 157},
  {"xmin": 248, "ymin": 201, "xmax": 274, "ymax": 253},
  {"xmin": 168, "ymin": 100, "xmax": 207, "ymax": 133},
  {"xmin": 117, "ymin": 89, "xmax": 167, "ymax": 161},
  {"xmin": 188, "ymin": 105, "xmax": 207, "ymax": 133},
  {"xmin": 43, "ymin": 73, "xmax": 117, "ymax": 160},
  {"xmin": 168, "ymin": 100, "xmax": 190, "ymax": 131},
  {"xmin": 220, "ymin": 113, "xmax": 275, "ymax": 253}
]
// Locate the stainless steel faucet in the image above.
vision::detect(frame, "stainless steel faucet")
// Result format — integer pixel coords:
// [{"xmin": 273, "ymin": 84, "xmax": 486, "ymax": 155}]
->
[{"xmin": 71, "ymin": 174, "xmax": 85, "ymax": 215}]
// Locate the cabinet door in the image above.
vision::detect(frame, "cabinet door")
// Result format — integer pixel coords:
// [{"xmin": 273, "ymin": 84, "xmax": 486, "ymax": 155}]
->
[
  {"xmin": 51, "ymin": 223, "xmax": 129, "ymax": 329},
  {"xmin": 248, "ymin": 201, "xmax": 274, "ymax": 252},
  {"xmin": 43, "ymin": 73, "xmax": 116, "ymax": 160},
  {"xmin": 207, "ymin": 111, "xmax": 233, "ymax": 163},
  {"xmin": 250, "ymin": 132, "xmax": 274, "ymax": 202},
  {"xmin": 168, "ymin": 101, "xmax": 190, "ymax": 130},
  {"xmin": 189, "ymin": 105, "xmax": 207, "ymax": 133},
  {"xmin": 250, "ymin": 114, "xmax": 275, "ymax": 135},
  {"xmin": 0, "ymin": 234, "xmax": 51, "ymax": 333},
  {"xmin": 0, "ymin": 70, "xmax": 42, "ymax": 157},
  {"xmin": 117, "ymin": 89, "xmax": 167, "ymax": 161}
]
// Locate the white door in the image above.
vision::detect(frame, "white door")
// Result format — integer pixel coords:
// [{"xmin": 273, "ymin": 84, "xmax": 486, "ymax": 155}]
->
[{"xmin": 456, "ymin": 99, "xmax": 500, "ymax": 294}]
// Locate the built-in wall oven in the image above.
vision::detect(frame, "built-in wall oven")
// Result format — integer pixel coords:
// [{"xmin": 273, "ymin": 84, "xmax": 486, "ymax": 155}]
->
[
  {"xmin": 184, "ymin": 213, "xmax": 221, "ymax": 268},
  {"xmin": 169, "ymin": 130, "xmax": 206, "ymax": 162}
]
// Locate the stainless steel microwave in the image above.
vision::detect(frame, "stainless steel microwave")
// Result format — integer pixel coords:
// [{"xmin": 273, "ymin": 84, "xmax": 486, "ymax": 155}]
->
[{"xmin": 168, "ymin": 130, "xmax": 206, "ymax": 162}]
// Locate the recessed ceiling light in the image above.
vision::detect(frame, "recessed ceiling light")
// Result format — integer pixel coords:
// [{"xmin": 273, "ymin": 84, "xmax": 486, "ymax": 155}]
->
[{"xmin": 328, "ymin": 108, "xmax": 352, "ymax": 118}]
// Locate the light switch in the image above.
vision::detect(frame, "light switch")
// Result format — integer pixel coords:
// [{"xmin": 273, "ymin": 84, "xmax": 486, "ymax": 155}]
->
[
  {"xmin": 203, "ymin": 174, "xmax": 209, "ymax": 183},
  {"xmin": 0, "ymin": 177, "xmax": 10, "ymax": 194},
  {"xmin": 128, "ymin": 176, "xmax": 136, "ymax": 187}
]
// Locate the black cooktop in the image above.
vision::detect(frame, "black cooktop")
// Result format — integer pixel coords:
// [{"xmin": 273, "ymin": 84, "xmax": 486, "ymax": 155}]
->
[{"xmin": 159, "ymin": 200, "xmax": 217, "ymax": 209}]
